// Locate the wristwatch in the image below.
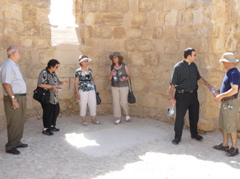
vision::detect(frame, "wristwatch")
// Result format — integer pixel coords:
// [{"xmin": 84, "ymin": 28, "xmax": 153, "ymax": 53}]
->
[{"xmin": 11, "ymin": 95, "xmax": 15, "ymax": 99}]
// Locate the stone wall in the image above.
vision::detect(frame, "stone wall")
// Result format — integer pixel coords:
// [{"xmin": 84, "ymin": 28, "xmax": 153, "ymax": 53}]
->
[{"xmin": 0, "ymin": 0, "xmax": 240, "ymax": 132}]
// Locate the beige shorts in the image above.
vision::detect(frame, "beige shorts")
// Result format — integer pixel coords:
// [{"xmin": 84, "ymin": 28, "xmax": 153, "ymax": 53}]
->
[{"xmin": 219, "ymin": 98, "xmax": 239, "ymax": 133}]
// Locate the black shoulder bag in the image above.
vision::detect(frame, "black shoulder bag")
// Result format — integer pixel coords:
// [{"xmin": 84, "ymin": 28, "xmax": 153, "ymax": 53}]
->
[
  {"xmin": 128, "ymin": 77, "xmax": 136, "ymax": 104},
  {"xmin": 95, "ymin": 85, "xmax": 101, "ymax": 105},
  {"xmin": 33, "ymin": 69, "xmax": 50, "ymax": 104}
]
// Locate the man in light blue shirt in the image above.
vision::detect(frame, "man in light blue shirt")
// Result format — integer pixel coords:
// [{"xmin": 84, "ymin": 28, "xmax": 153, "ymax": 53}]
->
[{"xmin": 1, "ymin": 45, "xmax": 28, "ymax": 155}]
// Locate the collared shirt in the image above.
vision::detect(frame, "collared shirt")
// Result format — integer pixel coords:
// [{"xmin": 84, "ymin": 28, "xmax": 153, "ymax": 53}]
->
[
  {"xmin": 37, "ymin": 68, "xmax": 60, "ymax": 104},
  {"xmin": 220, "ymin": 67, "xmax": 240, "ymax": 98},
  {"xmin": 0, "ymin": 59, "xmax": 27, "ymax": 95},
  {"xmin": 170, "ymin": 60, "xmax": 201, "ymax": 91}
]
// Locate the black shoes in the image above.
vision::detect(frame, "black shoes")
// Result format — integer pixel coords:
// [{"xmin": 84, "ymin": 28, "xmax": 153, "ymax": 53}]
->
[
  {"xmin": 51, "ymin": 127, "xmax": 60, "ymax": 132},
  {"xmin": 172, "ymin": 138, "xmax": 180, "ymax": 145},
  {"xmin": 6, "ymin": 148, "xmax": 20, "ymax": 155},
  {"xmin": 42, "ymin": 129, "xmax": 54, "ymax": 136},
  {"xmin": 226, "ymin": 147, "xmax": 239, "ymax": 157},
  {"xmin": 191, "ymin": 134, "xmax": 203, "ymax": 141},
  {"xmin": 16, "ymin": 143, "xmax": 28, "ymax": 148}
]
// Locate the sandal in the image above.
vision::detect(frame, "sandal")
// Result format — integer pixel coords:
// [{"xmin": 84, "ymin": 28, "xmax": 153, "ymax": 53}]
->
[
  {"xmin": 82, "ymin": 121, "xmax": 88, "ymax": 126},
  {"xmin": 226, "ymin": 147, "xmax": 239, "ymax": 157},
  {"xmin": 114, "ymin": 119, "xmax": 121, "ymax": 125},
  {"xmin": 92, "ymin": 120, "xmax": 101, "ymax": 125},
  {"xmin": 126, "ymin": 116, "xmax": 131, "ymax": 122},
  {"xmin": 213, "ymin": 143, "xmax": 229, "ymax": 152}
]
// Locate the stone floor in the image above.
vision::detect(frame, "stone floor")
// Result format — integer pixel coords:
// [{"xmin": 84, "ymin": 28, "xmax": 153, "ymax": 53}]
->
[{"xmin": 0, "ymin": 115, "xmax": 240, "ymax": 179}]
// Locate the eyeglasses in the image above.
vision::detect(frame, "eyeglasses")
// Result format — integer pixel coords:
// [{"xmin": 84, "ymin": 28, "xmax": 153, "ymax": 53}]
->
[{"xmin": 14, "ymin": 51, "xmax": 23, "ymax": 55}]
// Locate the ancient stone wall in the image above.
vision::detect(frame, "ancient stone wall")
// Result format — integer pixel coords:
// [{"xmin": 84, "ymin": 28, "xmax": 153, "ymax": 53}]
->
[{"xmin": 0, "ymin": 0, "xmax": 240, "ymax": 131}]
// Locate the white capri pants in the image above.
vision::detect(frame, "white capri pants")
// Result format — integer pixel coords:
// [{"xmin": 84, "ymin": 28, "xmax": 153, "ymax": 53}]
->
[
  {"xmin": 111, "ymin": 86, "xmax": 129, "ymax": 118},
  {"xmin": 79, "ymin": 90, "xmax": 96, "ymax": 117}
]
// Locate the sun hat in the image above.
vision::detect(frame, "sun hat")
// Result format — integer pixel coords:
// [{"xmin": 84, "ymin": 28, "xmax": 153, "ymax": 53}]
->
[
  {"xmin": 109, "ymin": 52, "xmax": 124, "ymax": 61},
  {"xmin": 219, "ymin": 52, "xmax": 239, "ymax": 63},
  {"xmin": 79, "ymin": 57, "xmax": 92, "ymax": 64}
]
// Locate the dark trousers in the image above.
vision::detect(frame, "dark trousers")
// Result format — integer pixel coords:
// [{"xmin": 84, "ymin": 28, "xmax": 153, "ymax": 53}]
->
[
  {"xmin": 41, "ymin": 103, "xmax": 60, "ymax": 129},
  {"xmin": 174, "ymin": 91, "xmax": 199, "ymax": 140},
  {"xmin": 3, "ymin": 95, "xmax": 26, "ymax": 151}
]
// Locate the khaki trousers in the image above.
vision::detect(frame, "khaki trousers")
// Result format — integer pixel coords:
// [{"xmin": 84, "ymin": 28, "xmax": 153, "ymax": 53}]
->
[
  {"xmin": 111, "ymin": 86, "xmax": 129, "ymax": 118},
  {"xmin": 3, "ymin": 95, "xmax": 26, "ymax": 151}
]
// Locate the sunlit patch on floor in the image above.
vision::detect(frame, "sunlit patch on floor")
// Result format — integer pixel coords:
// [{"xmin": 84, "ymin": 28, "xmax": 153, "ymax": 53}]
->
[{"xmin": 65, "ymin": 133, "xmax": 99, "ymax": 148}]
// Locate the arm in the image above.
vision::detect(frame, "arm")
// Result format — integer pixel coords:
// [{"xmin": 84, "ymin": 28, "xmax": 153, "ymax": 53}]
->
[
  {"xmin": 120, "ymin": 65, "xmax": 130, "ymax": 82},
  {"xmin": 74, "ymin": 77, "xmax": 80, "ymax": 100},
  {"xmin": 215, "ymin": 84, "xmax": 238, "ymax": 103},
  {"xmin": 3, "ymin": 83, "xmax": 19, "ymax": 109},
  {"xmin": 168, "ymin": 84, "xmax": 175, "ymax": 106},
  {"xmin": 198, "ymin": 77, "xmax": 211, "ymax": 89},
  {"xmin": 59, "ymin": 81, "xmax": 69, "ymax": 85},
  {"xmin": 108, "ymin": 67, "xmax": 114, "ymax": 81},
  {"xmin": 38, "ymin": 84, "xmax": 57, "ymax": 91}
]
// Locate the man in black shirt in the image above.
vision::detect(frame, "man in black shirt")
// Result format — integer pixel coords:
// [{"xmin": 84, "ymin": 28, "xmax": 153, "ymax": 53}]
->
[{"xmin": 169, "ymin": 48, "xmax": 211, "ymax": 145}]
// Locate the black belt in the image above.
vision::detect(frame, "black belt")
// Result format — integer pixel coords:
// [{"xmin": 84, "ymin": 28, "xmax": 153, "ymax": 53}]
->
[
  {"xmin": 14, "ymin": 93, "xmax": 27, "ymax": 96},
  {"xmin": 221, "ymin": 96, "xmax": 237, "ymax": 102},
  {"xmin": 176, "ymin": 89, "xmax": 197, "ymax": 93}
]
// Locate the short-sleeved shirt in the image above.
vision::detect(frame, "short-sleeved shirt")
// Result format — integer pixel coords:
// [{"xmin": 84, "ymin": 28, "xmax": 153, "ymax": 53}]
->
[
  {"xmin": 111, "ymin": 64, "xmax": 129, "ymax": 87},
  {"xmin": 75, "ymin": 68, "xmax": 94, "ymax": 92},
  {"xmin": 220, "ymin": 67, "xmax": 240, "ymax": 98},
  {"xmin": 170, "ymin": 60, "xmax": 201, "ymax": 91},
  {"xmin": 37, "ymin": 68, "xmax": 60, "ymax": 104},
  {"xmin": 0, "ymin": 59, "xmax": 27, "ymax": 95}
]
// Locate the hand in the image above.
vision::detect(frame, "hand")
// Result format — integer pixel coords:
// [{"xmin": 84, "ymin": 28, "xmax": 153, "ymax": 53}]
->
[
  {"xmin": 62, "ymin": 81, "xmax": 69, "ymax": 85},
  {"xmin": 12, "ymin": 99, "xmax": 19, "ymax": 109},
  {"xmin": 52, "ymin": 86, "xmax": 58, "ymax": 91},
  {"xmin": 169, "ymin": 98, "xmax": 176, "ymax": 106},
  {"xmin": 76, "ymin": 93, "xmax": 80, "ymax": 100},
  {"xmin": 119, "ymin": 78, "xmax": 125, "ymax": 82},
  {"xmin": 111, "ymin": 70, "xmax": 116, "ymax": 76},
  {"xmin": 215, "ymin": 94, "xmax": 222, "ymax": 103}
]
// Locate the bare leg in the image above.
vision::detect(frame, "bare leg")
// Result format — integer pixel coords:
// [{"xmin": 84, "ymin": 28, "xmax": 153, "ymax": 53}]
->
[
  {"xmin": 91, "ymin": 116, "xmax": 100, "ymax": 124},
  {"xmin": 221, "ymin": 128, "xmax": 229, "ymax": 147},
  {"xmin": 230, "ymin": 132, "xmax": 238, "ymax": 149}
]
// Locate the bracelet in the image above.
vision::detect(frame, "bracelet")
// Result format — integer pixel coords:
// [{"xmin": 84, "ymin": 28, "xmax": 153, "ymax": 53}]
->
[{"xmin": 168, "ymin": 97, "xmax": 174, "ymax": 100}]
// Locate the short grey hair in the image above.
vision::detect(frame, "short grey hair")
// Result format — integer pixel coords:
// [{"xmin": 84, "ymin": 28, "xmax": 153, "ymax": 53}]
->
[{"xmin": 6, "ymin": 45, "xmax": 18, "ymax": 57}]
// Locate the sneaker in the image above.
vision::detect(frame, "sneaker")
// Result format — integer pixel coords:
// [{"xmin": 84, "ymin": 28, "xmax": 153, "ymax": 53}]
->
[
  {"xmin": 226, "ymin": 147, "xmax": 239, "ymax": 157},
  {"xmin": 42, "ymin": 129, "xmax": 54, "ymax": 136},
  {"xmin": 191, "ymin": 134, "xmax": 203, "ymax": 141},
  {"xmin": 51, "ymin": 126, "xmax": 60, "ymax": 132},
  {"xmin": 126, "ymin": 116, "xmax": 131, "ymax": 122},
  {"xmin": 114, "ymin": 119, "xmax": 121, "ymax": 125}
]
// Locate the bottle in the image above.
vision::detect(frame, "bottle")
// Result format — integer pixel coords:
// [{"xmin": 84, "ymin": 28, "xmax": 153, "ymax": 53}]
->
[
  {"xmin": 168, "ymin": 99, "xmax": 176, "ymax": 117},
  {"xmin": 210, "ymin": 86, "xmax": 217, "ymax": 97}
]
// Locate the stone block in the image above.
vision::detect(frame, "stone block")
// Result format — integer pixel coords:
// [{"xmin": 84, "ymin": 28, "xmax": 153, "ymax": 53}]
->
[
  {"xmin": 37, "ymin": 8, "xmax": 50, "ymax": 23},
  {"xmin": 83, "ymin": 0, "xmax": 97, "ymax": 12},
  {"xmin": 129, "ymin": 0, "xmax": 138, "ymax": 12},
  {"xmin": 154, "ymin": 1, "xmax": 166, "ymax": 11},
  {"xmin": 15, "ymin": 20, "xmax": 25, "ymax": 36},
  {"xmin": 124, "ymin": 39, "xmax": 136, "ymax": 52},
  {"xmin": 42, "ymin": 23, "xmax": 51, "ymax": 37},
  {"xmin": 113, "ymin": 27, "xmax": 126, "ymax": 39},
  {"xmin": 141, "ymin": 27, "xmax": 152, "ymax": 39},
  {"xmin": 130, "ymin": 52, "xmax": 145, "ymax": 66},
  {"xmin": 23, "ymin": 7, "xmax": 37, "ymax": 21},
  {"xmin": 198, "ymin": 118, "xmax": 218, "ymax": 132},
  {"xmin": 147, "ymin": 12, "xmax": 157, "ymax": 26},
  {"xmin": 103, "ymin": 14, "xmax": 124, "ymax": 26},
  {"xmin": 123, "ymin": 13, "xmax": 132, "ymax": 26},
  {"xmin": 104, "ymin": 39, "xmax": 124, "ymax": 52},
  {"xmin": 93, "ymin": 25, "xmax": 113, "ymax": 38},
  {"xmin": 80, "ymin": 26, "xmax": 93, "ymax": 38},
  {"xmin": 2, "ymin": 4, "xmax": 22, "ymax": 20},
  {"xmin": 98, "ymin": 0, "xmax": 109, "ymax": 12},
  {"xmin": 136, "ymin": 39, "xmax": 153, "ymax": 52},
  {"xmin": 164, "ymin": 37, "xmax": 179, "ymax": 53},
  {"xmin": 83, "ymin": 12, "xmax": 96, "ymax": 26},
  {"xmin": 210, "ymin": 38, "xmax": 224, "ymax": 53},
  {"xmin": 137, "ymin": 92, "xmax": 158, "ymax": 108},
  {"xmin": 25, "ymin": 22, "xmax": 41, "ymax": 36},
  {"xmin": 109, "ymin": 0, "xmax": 129, "ymax": 13},
  {"xmin": 165, "ymin": 10, "xmax": 178, "ymax": 26},
  {"xmin": 131, "ymin": 13, "xmax": 147, "ymax": 26},
  {"xmin": 39, "ymin": 50, "xmax": 55, "ymax": 65},
  {"xmin": 178, "ymin": 10, "xmax": 193, "ymax": 25},
  {"xmin": 166, "ymin": 0, "xmax": 186, "ymax": 11},
  {"xmin": 152, "ymin": 26, "xmax": 163, "ymax": 39},
  {"xmin": 126, "ymin": 27, "xmax": 142, "ymax": 39},
  {"xmin": 139, "ymin": 0, "xmax": 154, "ymax": 12},
  {"xmin": 177, "ymin": 25, "xmax": 195, "ymax": 39}
]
